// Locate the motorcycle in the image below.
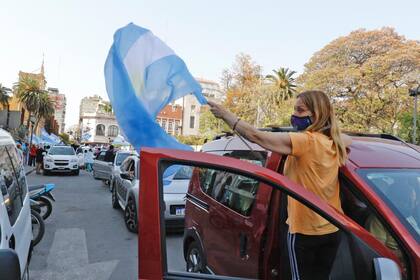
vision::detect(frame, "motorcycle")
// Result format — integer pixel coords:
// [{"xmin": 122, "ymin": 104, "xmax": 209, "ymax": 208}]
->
[
  {"xmin": 29, "ymin": 183, "xmax": 55, "ymax": 220},
  {"xmin": 30, "ymin": 200, "xmax": 45, "ymax": 246}
]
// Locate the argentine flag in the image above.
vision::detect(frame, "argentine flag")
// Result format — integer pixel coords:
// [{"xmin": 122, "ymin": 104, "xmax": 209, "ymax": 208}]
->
[{"xmin": 104, "ymin": 23, "xmax": 207, "ymax": 151}]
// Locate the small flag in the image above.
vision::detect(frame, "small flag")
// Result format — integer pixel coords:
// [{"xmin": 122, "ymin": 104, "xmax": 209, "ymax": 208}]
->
[{"xmin": 104, "ymin": 23, "xmax": 206, "ymax": 151}]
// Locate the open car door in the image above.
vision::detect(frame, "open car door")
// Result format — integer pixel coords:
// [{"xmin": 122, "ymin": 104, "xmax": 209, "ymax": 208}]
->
[{"xmin": 138, "ymin": 148, "xmax": 402, "ymax": 280}]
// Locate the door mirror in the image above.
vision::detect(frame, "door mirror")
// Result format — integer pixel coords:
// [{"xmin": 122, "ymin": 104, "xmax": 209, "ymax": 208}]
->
[
  {"xmin": 121, "ymin": 172, "xmax": 133, "ymax": 181},
  {"xmin": 0, "ymin": 249, "xmax": 21, "ymax": 280},
  {"xmin": 373, "ymin": 258, "xmax": 401, "ymax": 280}
]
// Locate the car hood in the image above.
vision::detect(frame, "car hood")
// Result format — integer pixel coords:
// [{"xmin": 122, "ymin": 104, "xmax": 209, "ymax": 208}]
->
[
  {"xmin": 163, "ymin": 179, "xmax": 190, "ymax": 194},
  {"xmin": 47, "ymin": 155, "xmax": 77, "ymax": 160}
]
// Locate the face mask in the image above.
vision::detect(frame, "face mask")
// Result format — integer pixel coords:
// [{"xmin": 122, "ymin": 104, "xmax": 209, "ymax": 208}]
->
[{"xmin": 291, "ymin": 115, "xmax": 312, "ymax": 131}]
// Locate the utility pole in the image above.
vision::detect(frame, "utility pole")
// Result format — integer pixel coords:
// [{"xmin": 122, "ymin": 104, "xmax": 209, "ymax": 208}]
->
[{"xmin": 409, "ymin": 86, "xmax": 420, "ymax": 144}]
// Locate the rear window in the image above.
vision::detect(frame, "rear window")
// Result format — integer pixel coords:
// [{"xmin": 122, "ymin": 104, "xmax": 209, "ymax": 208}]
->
[{"xmin": 49, "ymin": 146, "xmax": 75, "ymax": 155}]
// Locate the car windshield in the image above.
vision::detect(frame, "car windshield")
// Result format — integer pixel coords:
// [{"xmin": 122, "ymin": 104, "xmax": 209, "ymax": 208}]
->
[
  {"xmin": 116, "ymin": 153, "xmax": 130, "ymax": 166},
  {"xmin": 173, "ymin": 166, "xmax": 193, "ymax": 180},
  {"xmin": 357, "ymin": 168, "xmax": 420, "ymax": 242},
  {"xmin": 49, "ymin": 147, "xmax": 75, "ymax": 156}
]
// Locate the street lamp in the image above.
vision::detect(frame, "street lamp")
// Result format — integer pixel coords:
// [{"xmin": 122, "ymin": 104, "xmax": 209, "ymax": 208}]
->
[{"xmin": 409, "ymin": 86, "xmax": 420, "ymax": 144}]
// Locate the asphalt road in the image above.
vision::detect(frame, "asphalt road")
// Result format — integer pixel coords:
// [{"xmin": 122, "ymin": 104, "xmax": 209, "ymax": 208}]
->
[{"xmin": 28, "ymin": 169, "xmax": 185, "ymax": 280}]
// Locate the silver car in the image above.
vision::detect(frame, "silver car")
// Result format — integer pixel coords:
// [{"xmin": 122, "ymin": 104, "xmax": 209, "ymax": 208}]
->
[
  {"xmin": 93, "ymin": 151, "xmax": 133, "ymax": 185},
  {"xmin": 111, "ymin": 157, "xmax": 191, "ymax": 233}
]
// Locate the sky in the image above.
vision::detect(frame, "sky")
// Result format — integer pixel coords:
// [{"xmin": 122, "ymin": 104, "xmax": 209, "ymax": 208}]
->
[{"xmin": 0, "ymin": 0, "xmax": 419, "ymax": 129}]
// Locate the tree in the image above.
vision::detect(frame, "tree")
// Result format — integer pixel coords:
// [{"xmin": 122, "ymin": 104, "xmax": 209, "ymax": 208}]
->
[
  {"xmin": 0, "ymin": 84, "xmax": 11, "ymax": 129},
  {"xmin": 266, "ymin": 68, "xmax": 297, "ymax": 103},
  {"xmin": 199, "ymin": 108, "xmax": 230, "ymax": 140},
  {"xmin": 298, "ymin": 27, "xmax": 420, "ymax": 135},
  {"xmin": 14, "ymin": 76, "xmax": 48, "ymax": 128},
  {"xmin": 34, "ymin": 93, "xmax": 55, "ymax": 131}
]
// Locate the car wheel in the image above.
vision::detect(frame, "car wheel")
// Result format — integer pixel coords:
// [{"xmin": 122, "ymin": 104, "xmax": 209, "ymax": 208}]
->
[
  {"xmin": 186, "ymin": 241, "xmax": 205, "ymax": 273},
  {"xmin": 124, "ymin": 198, "xmax": 138, "ymax": 233},
  {"xmin": 73, "ymin": 169, "xmax": 80, "ymax": 176},
  {"xmin": 43, "ymin": 170, "xmax": 50, "ymax": 176},
  {"xmin": 112, "ymin": 186, "xmax": 120, "ymax": 209}
]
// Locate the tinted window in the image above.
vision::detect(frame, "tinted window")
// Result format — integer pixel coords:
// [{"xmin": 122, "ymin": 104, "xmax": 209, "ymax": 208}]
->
[
  {"xmin": 49, "ymin": 146, "xmax": 75, "ymax": 155},
  {"xmin": 7, "ymin": 145, "xmax": 27, "ymax": 199},
  {"xmin": 96, "ymin": 151, "xmax": 106, "ymax": 161},
  {"xmin": 115, "ymin": 153, "xmax": 130, "ymax": 166},
  {"xmin": 0, "ymin": 146, "xmax": 23, "ymax": 226},
  {"xmin": 120, "ymin": 158, "xmax": 131, "ymax": 172},
  {"xmin": 173, "ymin": 166, "xmax": 193, "ymax": 180}
]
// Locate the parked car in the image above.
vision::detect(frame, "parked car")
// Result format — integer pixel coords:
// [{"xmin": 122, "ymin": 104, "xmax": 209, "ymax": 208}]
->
[
  {"xmin": 43, "ymin": 145, "xmax": 80, "ymax": 175},
  {"xmin": 112, "ymin": 156, "xmax": 191, "ymax": 233},
  {"xmin": 0, "ymin": 129, "xmax": 33, "ymax": 278},
  {"xmin": 93, "ymin": 150, "xmax": 132, "ymax": 185},
  {"xmin": 138, "ymin": 131, "xmax": 419, "ymax": 280}
]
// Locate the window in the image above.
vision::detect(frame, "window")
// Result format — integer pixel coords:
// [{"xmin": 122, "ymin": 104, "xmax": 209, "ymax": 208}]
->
[
  {"xmin": 96, "ymin": 151, "xmax": 106, "ymax": 161},
  {"xmin": 162, "ymin": 120, "xmax": 167, "ymax": 131},
  {"xmin": 168, "ymin": 121, "xmax": 173, "ymax": 134},
  {"xmin": 191, "ymin": 105, "xmax": 196, "ymax": 113},
  {"xmin": 7, "ymin": 145, "xmax": 27, "ymax": 200},
  {"xmin": 189, "ymin": 116, "xmax": 195, "ymax": 129},
  {"xmin": 96, "ymin": 124, "xmax": 105, "ymax": 136},
  {"xmin": 48, "ymin": 147, "xmax": 75, "ymax": 155},
  {"xmin": 0, "ymin": 146, "xmax": 23, "ymax": 226},
  {"xmin": 175, "ymin": 120, "xmax": 181, "ymax": 135},
  {"xmin": 108, "ymin": 125, "xmax": 119, "ymax": 137},
  {"xmin": 198, "ymin": 151, "xmax": 267, "ymax": 216}
]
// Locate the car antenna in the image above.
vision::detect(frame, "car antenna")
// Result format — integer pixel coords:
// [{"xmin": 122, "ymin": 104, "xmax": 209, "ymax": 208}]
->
[{"xmin": 232, "ymin": 130, "xmax": 265, "ymax": 161}]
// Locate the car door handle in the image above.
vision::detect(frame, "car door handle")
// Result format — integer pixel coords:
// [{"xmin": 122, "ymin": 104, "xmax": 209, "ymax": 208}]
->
[{"xmin": 239, "ymin": 232, "xmax": 249, "ymax": 260}]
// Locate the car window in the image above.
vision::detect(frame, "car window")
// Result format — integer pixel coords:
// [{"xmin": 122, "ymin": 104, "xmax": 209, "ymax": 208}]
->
[
  {"xmin": 157, "ymin": 162, "xmax": 389, "ymax": 280},
  {"xmin": 120, "ymin": 158, "xmax": 131, "ymax": 172},
  {"xmin": 96, "ymin": 151, "xmax": 106, "ymax": 161},
  {"xmin": 6, "ymin": 145, "xmax": 27, "ymax": 200},
  {"xmin": 49, "ymin": 146, "xmax": 75, "ymax": 155},
  {"xmin": 0, "ymin": 146, "xmax": 23, "ymax": 226},
  {"xmin": 115, "ymin": 153, "xmax": 130, "ymax": 166}
]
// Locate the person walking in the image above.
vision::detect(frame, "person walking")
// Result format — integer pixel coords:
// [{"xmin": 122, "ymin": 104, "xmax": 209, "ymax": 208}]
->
[
  {"xmin": 208, "ymin": 90, "xmax": 352, "ymax": 280},
  {"xmin": 104, "ymin": 145, "xmax": 115, "ymax": 163},
  {"xmin": 29, "ymin": 144, "xmax": 37, "ymax": 167},
  {"xmin": 35, "ymin": 145, "xmax": 45, "ymax": 174},
  {"xmin": 84, "ymin": 149, "xmax": 94, "ymax": 172},
  {"xmin": 21, "ymin": 142, "xmax": 28, "ymax": 165}
]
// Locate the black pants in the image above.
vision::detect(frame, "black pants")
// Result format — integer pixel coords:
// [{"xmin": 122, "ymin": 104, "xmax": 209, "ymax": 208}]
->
[{"xmin": 287, "ymin": 231, "xmax": 341, "ymax": 280}]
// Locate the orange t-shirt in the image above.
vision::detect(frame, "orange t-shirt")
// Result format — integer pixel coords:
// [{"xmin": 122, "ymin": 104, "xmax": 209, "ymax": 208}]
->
[{"xmin": 284, "ymin": 131, "xmax": 343, "ymax": 235}]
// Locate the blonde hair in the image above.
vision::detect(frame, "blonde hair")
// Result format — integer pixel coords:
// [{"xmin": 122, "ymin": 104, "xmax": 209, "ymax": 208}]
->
[{"xmin": 297, "ymin": 90, "xmax": 347, "ymax": 166}]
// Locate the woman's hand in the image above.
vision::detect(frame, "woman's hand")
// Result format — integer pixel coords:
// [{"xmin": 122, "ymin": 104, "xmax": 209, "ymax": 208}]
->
[{"xmin": 207, "ymin": 100, "xmax": 228, "ymax": 119}]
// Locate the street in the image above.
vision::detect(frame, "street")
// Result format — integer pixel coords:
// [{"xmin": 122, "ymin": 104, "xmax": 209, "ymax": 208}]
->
[{"xmin": 28, "ymin": 170, "xmax": 185, "ymax": 280}]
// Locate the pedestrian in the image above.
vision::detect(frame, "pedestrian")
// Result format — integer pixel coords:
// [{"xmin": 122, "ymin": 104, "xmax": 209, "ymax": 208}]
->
[
  {"xmin": 35, "ymin": 144, "xmax": 45, "ymax": 174},
  {"xmin": 21, "ymin": 142, "xmax": 28, "ymax": 164},
  {"xmin": 84, "ymin": 149, "xmax": 94, "ymax": 172},
  {"xmin": 104, "ymin": 144, "xmax": 115, "ymax": 163},
  {"xmin": 29, "ymin": 144, "xmax": 37, "ymax": 167},
  {"xmin": 208, "ymin": 90, "xmax": 352, "ymax": 280},
  {"xmin": 16, "ymin": 144, "xmax": 24, "ymax": 163}
]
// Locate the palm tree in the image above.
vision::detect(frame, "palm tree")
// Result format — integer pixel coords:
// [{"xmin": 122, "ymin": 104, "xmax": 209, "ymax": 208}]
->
[
  {"xmin": 0, "ymin": 84, "xmax": 11, "ymax": 129},
  {"xmin": 34, "ymin": 92, "xmax": 55, "ymax": 131},
  {"xmin": 103, "ymin": 102, "xmax": 113, "ymax": 114},
  {"xmin": 265, "ymin": 68, "xmax": 297, "ymax": 103},
  {"xmin": 14, "ymin": 76, "xmax": 47, "ymax": 128}
]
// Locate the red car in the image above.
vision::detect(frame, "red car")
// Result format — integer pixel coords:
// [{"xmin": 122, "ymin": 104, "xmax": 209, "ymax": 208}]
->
[{"xmin": 138, "ymin": 133, "xmax": 419, "ymax": 280}]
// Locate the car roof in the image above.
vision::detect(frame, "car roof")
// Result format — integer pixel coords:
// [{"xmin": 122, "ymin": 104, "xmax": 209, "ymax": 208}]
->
[
  {"xmin": 0, "ymin": 129, "xmax": 14, "ymax": 146},
  {"xmin": 202, "ymin": 131, "xmax": 420, "ymax": 169},
  {"xmin": 348, "ymin": 137, "xmax": 420, "ymax": 169}
]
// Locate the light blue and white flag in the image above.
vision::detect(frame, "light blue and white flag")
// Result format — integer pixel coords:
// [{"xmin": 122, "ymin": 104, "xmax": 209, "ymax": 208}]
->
[
  {"xmin": 104, "ymin": 23, "xmax": 207, "ymax": 151},
  {"xmin": 41, "ymin": 128, "xmax": 60, "ymax": 144}
]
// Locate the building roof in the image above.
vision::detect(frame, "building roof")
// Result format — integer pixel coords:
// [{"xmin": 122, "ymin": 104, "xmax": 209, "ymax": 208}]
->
[
  {"xmin": 157, "ymin": 104, "xmax": 183, "ymax": 120},
  {"xmin": 348, "ymin": 137, "xmax": 420, "ymax": 169}
]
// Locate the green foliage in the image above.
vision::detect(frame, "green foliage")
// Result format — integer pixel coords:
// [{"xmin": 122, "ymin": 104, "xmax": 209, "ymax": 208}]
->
[
  {"xmin": 175, "ymin": 134, "xmax": 206, "ymax": 146},
  {"xmin": 59, "ymin": 133, "xmax": 71, "ymax": 145},
  {"xmin": 0, "ymin": 84, "xmax": 10, "ymax": 108},
  {"xmin": 298, "ymin": 27, "xmax": 420, "ymax": 135},
  {"xmin": 398, "ymin": 112, "xmax": 420, "ymax": 144},
  {"xmin": 199, "ymin": 109, "xmax": 230, "ymax": 139},
  {"xmin": 265, "ymin": 68, "xmax": 297, "ymax": 103}
]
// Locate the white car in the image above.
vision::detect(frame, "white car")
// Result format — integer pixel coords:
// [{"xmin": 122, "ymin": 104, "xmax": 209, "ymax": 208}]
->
[
  {"xmin": 0, "ymin": 129, "xmax": 32, "ymax": 278},
  {"xmin": 43, "ymin": 145, "xmax": 79, "ymax": 175},
  {"xmin": 111, "ymin": 156, "xmax": 191, "ymax": 233}
]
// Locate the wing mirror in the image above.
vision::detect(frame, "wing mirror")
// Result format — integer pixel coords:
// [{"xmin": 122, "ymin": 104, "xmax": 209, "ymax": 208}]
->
[
  {"xmin": 373, "ymin": 258, "xmax": 401, "ymax": 280},
  {"xmin": 0, "ymin": 249, "xmax": 21, "ymax": 280},
  {"xmin": 121, "ymin": 172, "xmax": 134, "ymax": 181}
]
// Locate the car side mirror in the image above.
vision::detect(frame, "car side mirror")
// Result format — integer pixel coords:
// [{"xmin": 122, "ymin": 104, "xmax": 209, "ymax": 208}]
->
[
  {"xmin": 121, "ymin": 172, "xmax": 133, "ymax": 181},
  {"xmin": 373, "ymin": 258, "xmax": 401, "ymax": 280},
  {"xmin": 0, "ymin": 249, "xmax": 21, "ymax": 280}
]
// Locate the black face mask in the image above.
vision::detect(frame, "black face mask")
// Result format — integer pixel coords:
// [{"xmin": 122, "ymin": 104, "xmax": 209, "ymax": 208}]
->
[{"xmin": 290, "ymin": 115, "xmax": 312, "ymax": 131}]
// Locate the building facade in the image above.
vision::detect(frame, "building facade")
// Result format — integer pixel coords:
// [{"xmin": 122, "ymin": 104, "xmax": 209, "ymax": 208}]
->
[
  {"xmin": 48, "ymin": 87, "xmax": 66, "ymax": 134},
  {"xmin": 156, "ymin": 104, "xmax": 183, "ymax": 136},
  {"xmin": 79, "ymin": 96, "xmax": 119, "ymax": 144},
  {"xmin": 180, "ymin": 78, "xmax": 224, "ymax": 136}
]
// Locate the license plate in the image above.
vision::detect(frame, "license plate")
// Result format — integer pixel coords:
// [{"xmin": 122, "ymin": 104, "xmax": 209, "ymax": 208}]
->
[{"xmin": 175, "ymin": 207, "xmax": 185, "ymax": 216}]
